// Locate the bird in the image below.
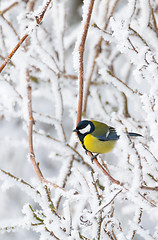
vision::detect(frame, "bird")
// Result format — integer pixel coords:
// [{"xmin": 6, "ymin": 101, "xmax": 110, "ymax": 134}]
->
[{"xmin": 73, "ymin": 120, "xmax": 142, "ymax": 160}]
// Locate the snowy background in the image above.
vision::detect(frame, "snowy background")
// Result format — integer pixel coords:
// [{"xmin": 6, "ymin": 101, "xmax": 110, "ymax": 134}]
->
[{"xmin": 0, "ymin": 0, "xmax": 158, "ymax": 239}]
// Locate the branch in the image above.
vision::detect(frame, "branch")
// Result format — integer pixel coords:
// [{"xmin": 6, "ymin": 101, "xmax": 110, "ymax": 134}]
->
[
  {"xmin": 75, "ymin": 0, "xmax": 121, "ymax": 185},
  {"xmin": 26, "ymin": 70, "xmax": 64, "ymax": 191},
  {"xmin": 148, "ymin": 0, "xmax": 158, "ymax": 36},
  {"xmin": 0, "ymin": 34, "xmax": 28, "ymax": 73},
  {"xmin": 76, "ymin": 0, "xmax": 95, "ymax": 125},
  {"xmin": 96, "ymin": 189, "xmax": 122, "ymax": 214},
  {"xmin": 35, "ymin": 0, "xmax": 52, "ymax": 25},
  {"xmin": 0, "ymin": 14, "xmax": 19, "ymax": 38},
  {"xmin": 0, "ymin": 168, "xmax": 37, "ymax": 191},
  {"xmin": 0, "ymin": 1, "xmax": 18, "ymax": 15},
  {"xmin": 56, "ymin": 0, "xmax": 95, "ymax": 207},
  {"xmin": 141, "ymin": 185, "xmax": 158, "ymax": 191},
  {"xmin": 107, "ymin": 70, "xmax": 142, "ymax": 96},
  {"xmin": 88, "ymin": 152, "xmax": 121, "ymax": 185},
  {"xmin": 26, "ymin": 69, "xmax": 44, "ymax": 181},
  {"xmin": 0, "ymin": 0, "xmax": 52, "ymax": 73}
]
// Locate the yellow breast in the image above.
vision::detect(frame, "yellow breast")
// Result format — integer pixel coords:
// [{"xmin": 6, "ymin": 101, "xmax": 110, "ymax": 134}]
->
[{"xmin": 84, "ymin": 134, "xmax": 116, "ymax": 154}]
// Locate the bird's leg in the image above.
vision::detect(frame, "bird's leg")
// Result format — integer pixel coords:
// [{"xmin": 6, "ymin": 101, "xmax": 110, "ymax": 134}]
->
[
  {"xmin": 91, "ymin": 153, "xmax": 99, "ymax": 163},
  {"xmin": 85, "ymin": 150, "xmax": 88, "ymax": 155}
]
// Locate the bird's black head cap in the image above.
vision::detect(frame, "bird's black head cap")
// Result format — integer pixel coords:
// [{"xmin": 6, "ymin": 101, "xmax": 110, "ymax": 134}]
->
[{"xmin": 74, "ymin": 120, "xmax": 95, "ymax": 134}]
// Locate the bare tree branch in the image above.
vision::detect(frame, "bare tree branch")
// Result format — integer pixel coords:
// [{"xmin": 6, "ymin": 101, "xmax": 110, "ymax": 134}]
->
[
  {"xmin": 0, "ymin": 0, "xmax": 52, "ymax": 73},
  {"xmin": 0, "ymin": 1, "xmax": 19, "ymax": 15},
  {"xmin": 76, "ymin": 0, "xmax": 95, "ymax": 125}
]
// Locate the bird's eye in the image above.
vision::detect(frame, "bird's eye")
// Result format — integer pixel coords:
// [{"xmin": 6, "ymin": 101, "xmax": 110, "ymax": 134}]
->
[{"xmin": 79, "ymin": 124, "xmax": 91, "ymax": 134}]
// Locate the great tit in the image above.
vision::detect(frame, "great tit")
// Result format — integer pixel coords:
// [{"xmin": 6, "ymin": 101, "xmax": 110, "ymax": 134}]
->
[{"xmin": 73, "ymin": 120, "xmax": 142, "ymax": 158}]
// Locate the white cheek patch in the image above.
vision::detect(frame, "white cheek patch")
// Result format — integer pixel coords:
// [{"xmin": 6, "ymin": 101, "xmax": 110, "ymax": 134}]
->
[{"xmin": 79, "ymin": 124, "xmax": 91, "ymax": 134}]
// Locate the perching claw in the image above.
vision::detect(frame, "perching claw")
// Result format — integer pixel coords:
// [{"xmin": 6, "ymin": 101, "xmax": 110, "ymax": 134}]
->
[{"xmin": 91, "ymin": 153, "xmax": 99, "ymax": 163}]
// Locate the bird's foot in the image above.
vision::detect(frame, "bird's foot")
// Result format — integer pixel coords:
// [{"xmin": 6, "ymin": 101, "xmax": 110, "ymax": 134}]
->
[
  {"xmin": 85, "ymin": 150, "xmax": 88, "ymax": 155},
  {"xmin": 91, "ymin": 154, "xmax": 99, "ymax": 163}
]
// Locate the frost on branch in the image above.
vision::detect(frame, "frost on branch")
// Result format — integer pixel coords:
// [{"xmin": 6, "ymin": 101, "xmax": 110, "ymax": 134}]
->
[{"xmin": 0, "ymin": 0, "xmax": 158, "ymax": 240}]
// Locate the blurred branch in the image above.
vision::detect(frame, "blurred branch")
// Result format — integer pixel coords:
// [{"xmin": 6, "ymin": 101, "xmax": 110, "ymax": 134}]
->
[
  {"xmin": 0, "ymin": 0, "xmax": 52, "ymax": 73},
  {"xmin": 56, "ymin": 155, "xmax": 75, "ymax": 210},
  {"xmin": 83, "ymin": 0, "xmax": 120, "ymax": 115},
  {"xmin": 35, "ymin": 0, "xmax": 51, "ymax": 25},
  {"xmin": 0, "ymin": 34, "xmax": 28, "ymax": 73},
  {"xmin": 138, "ymin": 192, "xmax": 157, "ymax": 207},
  {"xmin": 129, "ymin": 27, "xmax": 158, "ymax": 65},
  {"xmin": 131, "ymin": 208, "xmax": 143, "ymax": 240},
  {"xmin": 107, "ymin": 70, "xmax": 142, "ymax": 96},
  {"xmin": 27, "ymin": 0, "xmax": 36, "ymax": 12},
  {"xmin": 0, "ymin": 14, "xmax": 19, "ymax": 38},
  {"xmin": 148, "ymin": 0, "xmax": 158, "ymax": 36},
  {"xmin": 121, "ymin": 92, "xmax": 130, "ymax": 118},
  {"xmin": 45, "ymin": 227, "xmax": 60, "ymax": 240},
  {"xmin": 91, "ymin": 172, "xmax": 103, "ymax": 240},
  {"xmin": 3, "ymin": 76, "xmax": 23, "ymax": 99},
  {"xmin": 0, "ymin": 1, "xmax": 19, "ymax": 15},
  {"xmin": 141, "ymin": 185, "xmax": 158, "ymax": 191}
]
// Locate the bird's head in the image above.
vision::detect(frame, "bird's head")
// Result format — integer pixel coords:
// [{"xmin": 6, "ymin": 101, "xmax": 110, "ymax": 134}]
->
[{"xmin": 73, "ymin": 120, "xmax": 95, "ymax": 136}]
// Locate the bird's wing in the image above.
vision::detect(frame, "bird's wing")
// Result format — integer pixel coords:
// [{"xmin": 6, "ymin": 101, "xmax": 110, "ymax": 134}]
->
[{"xmin": 93, "ymin": 127, "xmax": 119, "ymax": 141}]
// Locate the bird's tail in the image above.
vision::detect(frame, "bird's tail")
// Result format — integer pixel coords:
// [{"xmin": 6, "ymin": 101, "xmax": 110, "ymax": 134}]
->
[{"xmin": 128, "ymin": 132, "xmax": 142, "ymax": 137}]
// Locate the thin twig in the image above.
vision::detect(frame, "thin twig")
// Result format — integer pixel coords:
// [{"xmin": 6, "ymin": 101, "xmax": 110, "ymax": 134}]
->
[
  {"xmin": 41, "ymin": 178, "xmax": 65, "ymax": 191},
  {"xmin": 96, "ymin": 190, "xmax": 122, "ymax": 214},
  {"xmin": 0, "ymin": 34, "xmax": 28, "ymax": 73},
  {"xmin": 0, "ymin": 0, "xmax": 52, "ymax": 73},
  {"xmin": 45, "ymin": 227, "xmax": 60, "ymax": 240},
  {"xmin": 131, "ymin": 208, "xmax": 143, "ymax": 240},
  {"xmin": 1, "ymin": 14, "xmax": 19, "ymax": 38},
  {"xmin": 107, "ymin": 70, "xmax": 142, "ymax": 96},
  {"xmin": 138, "ymin": 191, "xmax": 157, "ymax": 207},
  {"xmin": 3, "ymin": 76, "xmax": 23, "ymax": 99},
  {"xmin": 129, "ymin": 26, "xmax": 158, "ymax": 65},
  {"xmin": 35, "ymin": 0, "xmax": 52, "ymax": 25},
  {"xmin": 148, "ymin": 0, "xmax": 158, "ymax": 36},
  {"xmin": 0, "ymin": 168, "xmax": 37, "ymax": 191},
  {"xmin": 56, "ymin": 147, "xmax": 77, "ymax": 210},
  {"xmin": 0, "ymin": 1, "xmax": 18, "ymax": 15}
]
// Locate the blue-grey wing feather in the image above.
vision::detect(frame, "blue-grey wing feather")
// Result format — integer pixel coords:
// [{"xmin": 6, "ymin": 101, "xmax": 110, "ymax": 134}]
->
[
  {"xmin": 93, "ymin": 125, "xmax": 142, "ymax": 142},
  {"xmin": 96, "ymin": 127, "xmax": 119, "ymax": 141}
]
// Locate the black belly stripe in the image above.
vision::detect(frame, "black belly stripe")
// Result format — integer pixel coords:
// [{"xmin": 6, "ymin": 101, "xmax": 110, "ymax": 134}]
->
[
  {"xmin": 77, "ymin": 132, "xmax": 88, "ymax": 151},
  {"xmin": 82, "ymin": 142, "xmax": 87, "ymax": 151}
]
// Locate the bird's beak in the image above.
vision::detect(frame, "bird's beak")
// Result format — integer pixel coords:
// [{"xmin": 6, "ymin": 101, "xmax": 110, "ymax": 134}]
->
[{"xmin": 73, "ymin": 129, "xmax": 77, "ymax": 132}]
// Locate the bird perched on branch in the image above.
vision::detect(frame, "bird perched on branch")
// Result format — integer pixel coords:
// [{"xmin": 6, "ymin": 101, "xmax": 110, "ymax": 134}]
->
[{"xmin": 73, "ymin": 120, "xmax": 142, "ymax": 160}]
